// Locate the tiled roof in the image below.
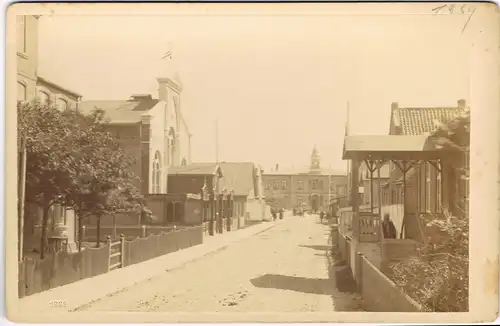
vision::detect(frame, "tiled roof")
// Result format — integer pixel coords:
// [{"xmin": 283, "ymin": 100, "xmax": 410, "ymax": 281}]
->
[
  {"xmin": 78, "ymin": 99, "xmax": 160, "ymax": 124},
  {"xmin": 393, "ymin": 107, "xmax": 463, "ymax": 135}
]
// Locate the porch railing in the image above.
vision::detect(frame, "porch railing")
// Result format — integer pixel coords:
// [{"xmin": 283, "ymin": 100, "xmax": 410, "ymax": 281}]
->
[
  {"xmin": 358, "ymin": 212, "xmax": 381, "ymax": 243},
  {"xmin": 338, "ymin": 206, "xmax": 380, "ymax": 243}
]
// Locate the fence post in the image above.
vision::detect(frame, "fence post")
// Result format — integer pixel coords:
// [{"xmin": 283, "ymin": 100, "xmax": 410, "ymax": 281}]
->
[
  {"xmin": 141, "ymin": 225, "xmax": 146, "ymax": 238},
  {"xmin": 106, "ymin": 236, "xmax": 112, "ymax": 272},
  {"xmin": 356, "ymin": 252, "xmax": 364, "ymax": 293},
  {"xmin": 82, "ymin": 225, "xmax": 86, "ymax": 243},
  {"xmin": 120, "ymin": 234, "xmax": 125, "ymax": 268}
]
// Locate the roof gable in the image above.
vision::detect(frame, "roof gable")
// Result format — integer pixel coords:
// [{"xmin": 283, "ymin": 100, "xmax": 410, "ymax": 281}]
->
[{"xmin": 218, "ymin": 162, "xmax": 256, "ymax": 196}]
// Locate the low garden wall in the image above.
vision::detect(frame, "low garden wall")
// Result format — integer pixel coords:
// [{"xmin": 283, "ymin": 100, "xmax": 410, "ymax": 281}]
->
[
  {"xmin": 357, "ymin": 253, "xmax": 422, "ymax": 312},
  {"xmin": 335, "ymin": 226, "xmax": 421, "ymax": 312}
]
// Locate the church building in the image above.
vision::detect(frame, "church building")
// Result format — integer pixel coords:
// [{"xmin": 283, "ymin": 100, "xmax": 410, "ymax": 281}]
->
[
  {"xmin": 262, "ymin": 147, "xmax": 348, "ymax": 212},
  {"xmin": 79, "ymin": 52, "xmax": 191, "ymax": 195}
]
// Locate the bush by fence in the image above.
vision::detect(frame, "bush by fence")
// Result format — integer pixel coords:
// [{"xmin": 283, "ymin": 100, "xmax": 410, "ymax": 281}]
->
[{"xmin": 19, "ymin": 225, "xmax": 203, "ymax": 298}]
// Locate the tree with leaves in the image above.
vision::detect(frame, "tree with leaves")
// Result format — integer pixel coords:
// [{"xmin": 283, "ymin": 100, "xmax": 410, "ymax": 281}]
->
[
  {"xmin": 18, "ymin": 100, "xmax": 146, "ymax": 257},
  {"xmin": 18, "ymin": 100, "xmax": 84, "ymax": 259},
  {"xmin": 62, "ymin": 108, "xmax": 146, "ymax": 247}
]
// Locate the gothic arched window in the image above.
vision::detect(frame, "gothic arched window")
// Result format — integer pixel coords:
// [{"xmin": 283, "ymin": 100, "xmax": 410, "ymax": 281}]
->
[
  {"xmin": 152, "ymin": 151, "xmax": 161, "ymax": 193},
  {"xmin": 17, "ymin": 82, "xmax": 27, "ymax": 102},
  {"xmin": 38, "ymin": 90, "xmax": 50, "ymax": 105},
  {"xmin": 168, "ymin": 128, "xmax": 176, "ymax": 167},
  {"xmin": 56, "ymin": 98, "xmax": 68, "ymax": 111}
]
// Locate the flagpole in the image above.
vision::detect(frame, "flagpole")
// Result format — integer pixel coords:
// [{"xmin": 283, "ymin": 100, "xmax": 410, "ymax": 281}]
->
[
  {"xmin": 215, "ymin": 118, "xmax": 219, "ymax": 163},
  {"xmin": 345, "ymin": 101, "xmax": 351, "ymax": 204}
]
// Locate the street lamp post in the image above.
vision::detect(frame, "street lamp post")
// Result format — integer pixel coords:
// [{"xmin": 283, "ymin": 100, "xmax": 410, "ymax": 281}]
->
[{"xmin": 228, "ymin": 189, "xmax": 234, "ymax": 231}]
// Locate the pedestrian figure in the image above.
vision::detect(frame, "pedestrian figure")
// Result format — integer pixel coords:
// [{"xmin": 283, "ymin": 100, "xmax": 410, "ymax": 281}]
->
[
  {"xmin": 382, "ymin": 213, "xmax": 397, "ymax": 239},
  {"xmin": 320, "ymin": 211, "xmax": 324, "ymax": 223},
  {"xmin": 279, "ymin": 208, "xmax": 284, "ymax": 220},
  {"xmin": 271, "ymin": 208, "xmax": 277, "ymax": 221}
]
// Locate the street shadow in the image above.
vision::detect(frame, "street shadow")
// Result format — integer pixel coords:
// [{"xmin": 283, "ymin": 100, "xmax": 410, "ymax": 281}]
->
[
  {"xmin": 250, "ymin": 274, "xmax": 333, "ymax": 295},
  {"xmin": 299, "ymin": 244, "xmax": 331, "ymax": 251},
  {"xmin": 323, "ymin": 240, "xmax": 358, "ymax": 294}
]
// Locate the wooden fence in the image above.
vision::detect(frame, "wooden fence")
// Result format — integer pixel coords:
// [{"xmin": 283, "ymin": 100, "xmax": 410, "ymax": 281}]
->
[{"xmin": 19, "ymin": 225, "xmax": 203, "ymax": 298}]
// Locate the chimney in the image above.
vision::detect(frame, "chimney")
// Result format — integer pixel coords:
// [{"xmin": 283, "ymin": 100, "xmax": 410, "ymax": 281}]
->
[
  {"xmin": 130, "ymin": 94, "xmax": 152, "ymax": 101},
  {"xmin": 391, "ymin": 102, "xmax": 399, "ymax": 111},
  {"xmin": 275, "ymin": 164, "xmax": 279, "ymax": 171},
  {"xmin": 457, "ymin": 99, "xmax": 466, "ymax": 109}
]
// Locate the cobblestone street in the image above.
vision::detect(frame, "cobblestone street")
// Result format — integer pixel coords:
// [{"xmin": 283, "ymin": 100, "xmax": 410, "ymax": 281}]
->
[{"xmin": 76, "ymin": 216, "xmax": 363, "ymax": 312}]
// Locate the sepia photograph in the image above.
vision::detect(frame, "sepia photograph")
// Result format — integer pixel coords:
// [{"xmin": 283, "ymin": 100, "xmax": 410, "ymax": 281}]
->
[{"xmin": 6, "ymin": 2, "xmax": 499, "ymax": 323}]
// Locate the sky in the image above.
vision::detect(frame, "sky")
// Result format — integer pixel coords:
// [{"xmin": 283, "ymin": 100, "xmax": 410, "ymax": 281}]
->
[{"xmin": 36, "ymin": 4, "xmax": 476, "ymax": 172}]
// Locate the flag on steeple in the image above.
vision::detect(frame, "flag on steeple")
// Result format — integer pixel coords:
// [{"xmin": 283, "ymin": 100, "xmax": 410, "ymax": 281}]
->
[
  {"xmin": 162, "ymin": 51, "xmax": 172, "ymax": 60},
  {"xmin": 161, "ymin": 41, "xmax": 174, "ymax": 60}
]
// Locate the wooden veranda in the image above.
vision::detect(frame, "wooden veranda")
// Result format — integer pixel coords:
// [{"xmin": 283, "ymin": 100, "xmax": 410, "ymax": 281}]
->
[{"xmin": 342, "ymin": 134, "xmax": 462, "ymax": 243}]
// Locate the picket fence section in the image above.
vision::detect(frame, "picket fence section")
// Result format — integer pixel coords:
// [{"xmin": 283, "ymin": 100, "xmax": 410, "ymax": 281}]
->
[{"xmin": 19, "ymin": 225, "xmax": 203, "ymax": 298}]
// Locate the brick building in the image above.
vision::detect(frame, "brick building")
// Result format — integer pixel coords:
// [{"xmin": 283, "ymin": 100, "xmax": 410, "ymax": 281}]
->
[
  {"xmin": 262, "ymin": 147, "xmax": 348, "ymax": 212},
  {"xmin": 36, "ymin": 76, "xmax": 82, "ymax": 109},
  {"xmin": 78, "ymin": 60, "xmax": 192, "ymax": 196},
  {"xmin": 17, "ymin": 15, "xmax": 85, "ymax": 255},
  {"xmin": 168, "ymin": 162, "xmax": 263, "ymax": 220},
  {"xmin": 17, "ymin": 15, "xmax": 39, "ymax": 102}
]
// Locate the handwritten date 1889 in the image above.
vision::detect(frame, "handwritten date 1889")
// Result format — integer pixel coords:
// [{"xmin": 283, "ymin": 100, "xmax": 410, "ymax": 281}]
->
[
  {"xmin": 432, "ymin": 4, "xmax": 477, "ymax": 34},
  {"xmin": 432, "ymin": 4, "xmax": 476, "ymax": 15}
]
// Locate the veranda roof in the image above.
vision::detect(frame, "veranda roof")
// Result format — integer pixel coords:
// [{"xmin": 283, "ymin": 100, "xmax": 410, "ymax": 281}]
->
[{"xmin": 342, "ymin": 135, "xmax": 459, "ymax": 161}]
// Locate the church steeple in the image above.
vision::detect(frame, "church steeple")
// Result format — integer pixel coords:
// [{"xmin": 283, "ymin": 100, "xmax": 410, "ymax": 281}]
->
[{"xmin": 310, "ymin": 145, "xmax": 321, "ymax": 170}]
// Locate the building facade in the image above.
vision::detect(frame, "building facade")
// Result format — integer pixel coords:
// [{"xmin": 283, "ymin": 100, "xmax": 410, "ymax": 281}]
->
[
  {"xmin": 36, "ymin": 76, "xmax": 82, "ymax": 109},
  {"xmin": 167, "ymin": 162, "xmax": 264, "ymax": 223},
  {"xmin": 79, "ymin": 60, "xmax": 192, "ymax": 196},
  {"xmin": 262, "ymin": 147, "xmax": 348, "ymax": 211},
  {"xmin": 17, "ymin": 15, "xmax": 39, "ymax": 102},
  {"xmin": 168, "ymin": 162, "xmax": 263, "ymax": 214},
  {"xmin": 17, "ymin": 16, "xmax": 85, "ymax": 255}
]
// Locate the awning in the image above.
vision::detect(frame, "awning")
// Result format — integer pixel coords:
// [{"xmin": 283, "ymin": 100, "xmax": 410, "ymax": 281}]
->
[{"xmin": 342, "ymin": 135, "xmax": 459, "ymax": 161}]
